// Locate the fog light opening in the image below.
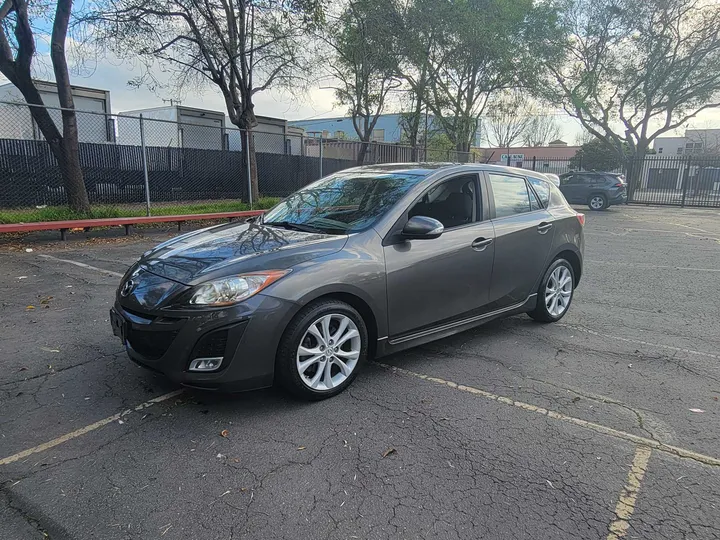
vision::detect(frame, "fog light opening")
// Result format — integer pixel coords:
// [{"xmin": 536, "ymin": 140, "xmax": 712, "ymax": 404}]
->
[{"xmin": 188, "ymin": 357, "xmax": 224, "ymax": 372}]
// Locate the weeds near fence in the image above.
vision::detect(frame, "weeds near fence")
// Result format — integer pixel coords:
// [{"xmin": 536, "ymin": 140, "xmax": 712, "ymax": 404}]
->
[{"xmin": 0, "ymin": 197, "xmax": 280, "ymax": 224}]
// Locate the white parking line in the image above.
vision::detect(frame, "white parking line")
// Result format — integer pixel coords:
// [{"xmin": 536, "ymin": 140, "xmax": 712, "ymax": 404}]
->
[
  {"xmin": 377, "ymin": 363, "xmax": 720, "ymax": 467},
  {"xmin": 38, "ymin": 254, "xmax": 124, "ymax": 278},
  {"xmin": 0, "ymin": 390, "xmax": 183, "ymax": 466}
]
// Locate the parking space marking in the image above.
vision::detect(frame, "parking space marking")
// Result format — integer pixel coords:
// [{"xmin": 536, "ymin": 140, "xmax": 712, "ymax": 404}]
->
[
  {"xmin": 0, "ymin": 389, "xmax": 183, "ymax": 466},
  {"xmin": 606, "ymin": 446, "xmax": 652, "ymax": 539},
  {"xmin": 377, "ymin": 363, "xmax": 720, "ymax": 467},
  {"xmin": 38, "ymin": 254, "xmax": 124, "ymax": 278},
  {"xmin": 557, "ymin": 323, "xmax": 719, "ymax": 361}
]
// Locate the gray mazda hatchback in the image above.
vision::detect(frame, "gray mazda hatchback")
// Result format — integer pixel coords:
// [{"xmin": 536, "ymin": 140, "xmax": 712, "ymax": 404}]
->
[{"xmin": 111, "ymin": 164, "xmax": 584, "ymax": 400}]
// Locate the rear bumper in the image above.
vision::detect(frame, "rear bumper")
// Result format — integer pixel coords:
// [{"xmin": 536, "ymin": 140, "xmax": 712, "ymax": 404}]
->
[
  {"xmin": 609, "ymin": 191, "xmax": 627, "ymax": 204},
  {"xmin": 110, "ymin": 294, "xmax": 298, "ymax": 391}
]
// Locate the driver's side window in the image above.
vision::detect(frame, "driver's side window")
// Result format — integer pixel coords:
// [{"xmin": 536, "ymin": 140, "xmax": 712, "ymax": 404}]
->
[{"xmin": 408, "ymin": 174, "xmax": 479, "ymax": 229}]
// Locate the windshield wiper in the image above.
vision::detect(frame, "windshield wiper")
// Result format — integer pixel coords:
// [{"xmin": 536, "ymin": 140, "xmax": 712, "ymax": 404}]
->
[{"xmin": 263, "ymin": 221, "xmax": 325, "ymax": 234}]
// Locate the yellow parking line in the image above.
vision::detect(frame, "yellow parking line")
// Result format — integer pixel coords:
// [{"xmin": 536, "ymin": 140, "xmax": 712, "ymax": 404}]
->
[
  {"xmin": 607, "ymin": 446, "xmax": 652, "ymax": 539},
  {"xmin": 377, "ymin": 363, "xmax": 720, "ymax": 467},
  {"xmin": 0, "ymin": 390, "xmax": 183, "ymax": 466}
]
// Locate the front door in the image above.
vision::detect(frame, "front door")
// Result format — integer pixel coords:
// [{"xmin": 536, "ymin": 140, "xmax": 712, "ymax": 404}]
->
[
  {"xmin": 486, "ymin": 172, "xmax": 557, "ymax": 309},
  {"xmin": 384, "ymin": 174, "xmax": 495, "ymax": 337}
]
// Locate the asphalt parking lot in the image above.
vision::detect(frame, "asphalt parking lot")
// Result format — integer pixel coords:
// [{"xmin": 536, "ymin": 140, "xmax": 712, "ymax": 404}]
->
[{"xmin": 1, "ymin": 205, "xmax": 719, "ymax": 540}]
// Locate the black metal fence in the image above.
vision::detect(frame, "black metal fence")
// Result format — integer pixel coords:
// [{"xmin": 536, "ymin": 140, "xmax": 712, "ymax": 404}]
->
[{"xmin": 626, "ymin": 156, "xmax": 720, "ymax": 208}]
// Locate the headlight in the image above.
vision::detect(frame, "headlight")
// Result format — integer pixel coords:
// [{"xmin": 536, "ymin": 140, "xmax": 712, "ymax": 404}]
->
[{"xmin": 188, "ymin": 270, "xmax": 289, "ymax": 306}]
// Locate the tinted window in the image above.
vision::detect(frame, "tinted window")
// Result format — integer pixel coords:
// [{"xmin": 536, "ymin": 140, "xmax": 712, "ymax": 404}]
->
[
  {"xmin": 489, "ymin": 174, "xmax": 533, "ymax": 218},
  {"xmin": 263, "ymin": 172, "xmax": 422, "ymax": 234},
  {"xmin": 409, "ymin": 174, "xmax": 478, "ymax": 229},
  {"xmin": 528, "ymin": 178, "xmax": 550, "ymax": 207}
]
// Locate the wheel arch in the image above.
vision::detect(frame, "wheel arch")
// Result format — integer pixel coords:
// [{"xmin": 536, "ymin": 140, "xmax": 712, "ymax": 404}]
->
[
  {"xmin": 554, "ymin": 248, "xmax": 582, "ymax": 286},
  {"xmin": 293, "ymin": 286, "xmax": 383, "ymax": 358}
]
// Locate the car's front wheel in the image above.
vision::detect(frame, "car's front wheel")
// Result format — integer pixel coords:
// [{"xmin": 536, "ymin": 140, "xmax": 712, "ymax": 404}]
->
[
  {"xmin": 276, "ymin": 299, "xmax": 368, "ymax": 400},
  {"xmin": 528, "ymin": 259, "xmax": 575, "ymax": 323}
]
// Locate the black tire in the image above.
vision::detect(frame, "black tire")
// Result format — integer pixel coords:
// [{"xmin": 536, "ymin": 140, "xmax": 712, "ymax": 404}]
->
[
  {"xmin": 276, "ymin": 299, "xmax": 368, "ymax": 400},
  {"xmin": 528, "ymin": 258, "xmax": 576, "ymax": 323},
  {"xmin": 587, "ymin": 193, "xmax": 608, "ymax": 211}
]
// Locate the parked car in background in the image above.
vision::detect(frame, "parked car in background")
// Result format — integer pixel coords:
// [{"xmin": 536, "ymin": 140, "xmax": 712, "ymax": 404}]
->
[
  {"xmin": 558, "ymin": 171, "xmax": 627, "ymax": 210},
  {"xmin": 111, "ymin": 164, "xmax": 584, "ymax": 400},
  {"xmin": 544, "ymin": 173, "xmax": 561, "ymax": 187}
]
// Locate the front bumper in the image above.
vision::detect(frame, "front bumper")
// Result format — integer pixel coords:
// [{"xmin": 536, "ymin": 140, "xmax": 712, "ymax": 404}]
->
[{"xmin": 110, "ymin": 294, "xmax": 298, "ymax": 391}]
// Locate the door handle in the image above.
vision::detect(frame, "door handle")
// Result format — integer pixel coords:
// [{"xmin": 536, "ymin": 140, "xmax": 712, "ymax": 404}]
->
[
  {"xmin": 537, "ymin": 222, "xmax": 553, "ymax": 234},
  {"xmin": 471, "ymin": 237, "xmax": 493, "ymax": 251}
]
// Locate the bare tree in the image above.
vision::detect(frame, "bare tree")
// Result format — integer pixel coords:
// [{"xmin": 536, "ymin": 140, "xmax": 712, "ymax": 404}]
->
[
  {"xmin": 574, "ymin": 129, "xmax": 595, "ymax": 146},
  {"xmin": 323, "ymin": 0, "xmax": 400, "ymax": 165},
  {"xmin": 544, "ymin": 0, "xmax": 720, "ymax": 164},
  {"xmin": 485, "ymin": 91, "xmax": 533, "ymax": 148},
  {"xmin": 0, "ymin": 0, "xmax": 90, "ymax": 213},
  {"xmin": 95, "ymin": 0, "xmax": 324, "ymax": 200},
  {"xmin": 522, "ymin": 114, "xmax": 562, "ymax": 147}
]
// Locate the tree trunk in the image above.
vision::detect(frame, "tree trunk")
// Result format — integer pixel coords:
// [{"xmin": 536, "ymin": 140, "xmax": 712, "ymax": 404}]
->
[
  {"xmin": 357, "ymin": 140, "xmax": 370, "ymax": 165},
  {"xmin": 626, "ymin": 146, "xmax": 647, "ymax": 201},
  {"xmin": 51, "ymin": 0, "xmax": 90, "ymax": 213},
  {"xmin": 455, "ymin": 141, "xmax": 471, "ymax": 163},
  {"xmin": 240, "ymin": 127, "xmax": 260, "ymax": 203}
]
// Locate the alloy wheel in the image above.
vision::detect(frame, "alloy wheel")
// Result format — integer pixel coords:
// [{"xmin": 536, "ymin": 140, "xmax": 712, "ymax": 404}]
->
[
  {"xmin": 296, "ymin": 314, "xmax": 361, "ymax": 391},
  {"xmin": 590, "ymin": 196, "xmax": 605, "ymax": 210},
  {"xmin": 545, "ymin": 266, "xmax": 573, "ymax": 317}
]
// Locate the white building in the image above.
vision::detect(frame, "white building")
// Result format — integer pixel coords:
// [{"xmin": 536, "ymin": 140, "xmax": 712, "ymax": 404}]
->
[
  {"xmin": 653, "ymin": 129, "xmax": 720, "ymax": 156},
  {"xmin": 117, "ymin": 105, "xmax": 226, "ymax": 150},
  {"xmin": 116, "ymin": 105, "xmax": 302, "ymax": 155},
  {"xmin": 225, "ymin": 115, "xmax": 303, "ymax": 155},
  {"xmin": 0, "ymin": 80, "xmax": 113, "ymax": 143}
]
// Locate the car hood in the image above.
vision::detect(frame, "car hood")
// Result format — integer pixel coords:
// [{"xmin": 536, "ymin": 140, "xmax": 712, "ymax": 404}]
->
[{"xmin": 138, "ymin": 221, "xmax": 348, "ymax": 285}]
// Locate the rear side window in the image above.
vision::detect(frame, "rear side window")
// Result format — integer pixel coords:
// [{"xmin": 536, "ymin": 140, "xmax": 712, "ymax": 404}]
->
[
  {"xmin": 528, "ymin": 178, "xmax": 550, "ymax": 207},
  {"xmin": 489, "ymin": 173, "xmax": 535, "ymax": 218}
]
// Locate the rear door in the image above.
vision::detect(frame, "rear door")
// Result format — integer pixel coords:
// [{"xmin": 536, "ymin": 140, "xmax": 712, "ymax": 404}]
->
[{"xmin": 486, "ymin": 172, "xmax": 556, "ymax": 309}]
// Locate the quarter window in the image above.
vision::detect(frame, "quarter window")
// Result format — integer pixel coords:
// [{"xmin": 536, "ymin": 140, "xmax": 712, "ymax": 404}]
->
[
  {"xmin": 489, "ymin": 174, "xmax": 534, "ymax": 218},
  {"xmin": 528, "ymin": 178, "xmax": 550, "ymax": 207}
]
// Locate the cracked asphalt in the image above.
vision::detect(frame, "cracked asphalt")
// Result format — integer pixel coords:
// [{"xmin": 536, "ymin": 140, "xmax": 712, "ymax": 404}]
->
[{"xmin": 1, "ymin": 206, "xmax": 719, "ymax": 539}]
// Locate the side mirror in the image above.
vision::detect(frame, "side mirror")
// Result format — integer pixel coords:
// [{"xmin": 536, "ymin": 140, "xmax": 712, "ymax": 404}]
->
[{"xmin": 402, "ymin": 216, "xmax": 444, "ymax": 240}]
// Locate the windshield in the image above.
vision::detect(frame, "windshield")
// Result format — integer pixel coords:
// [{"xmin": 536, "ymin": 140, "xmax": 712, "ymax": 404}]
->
[{"xmin": 262, "ymin": 171, "xmax": 423, "ymax": 234}]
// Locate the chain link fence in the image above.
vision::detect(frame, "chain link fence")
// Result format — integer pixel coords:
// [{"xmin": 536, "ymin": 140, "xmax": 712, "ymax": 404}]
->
[{"xmin": 6, "ymin": 100, "xmax": 716, "ymax": 220}]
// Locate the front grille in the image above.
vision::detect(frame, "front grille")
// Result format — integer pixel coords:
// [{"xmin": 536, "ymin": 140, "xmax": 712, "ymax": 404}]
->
[
  {"xmin": 190, "ymin": 328, "xmax": 229, "ymax": 360},
  {"xmin": 127, "ymin": 328, "xmax": 178, "ymax": 360}
]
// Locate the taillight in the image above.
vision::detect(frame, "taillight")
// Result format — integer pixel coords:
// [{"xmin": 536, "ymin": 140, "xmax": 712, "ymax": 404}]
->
[
  {"xmin": 576, "ymin": 213, "xmax": 585, "ymax": 226},
  {"xmin": 614, "ymin": 182, "xmax": 624, "ymax": 188}
]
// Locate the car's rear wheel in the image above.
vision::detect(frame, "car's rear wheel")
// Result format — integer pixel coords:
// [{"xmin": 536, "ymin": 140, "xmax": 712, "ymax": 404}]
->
[
  {"xmin": 588, "ymin": 194, "xmax": 608, "ymax": 211},
  {"xmin": 528, "ymin": 259, "xmax": 575, "ymax": 323},
  {"xmin": 276, "ymin": 299, "xmax": 368, "ymax": 400}
]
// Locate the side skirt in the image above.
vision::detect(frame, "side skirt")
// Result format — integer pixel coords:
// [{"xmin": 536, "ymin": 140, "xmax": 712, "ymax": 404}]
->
[{"xmin": 375, "ymin": 294, "xmax": 537, "ymax": 358}]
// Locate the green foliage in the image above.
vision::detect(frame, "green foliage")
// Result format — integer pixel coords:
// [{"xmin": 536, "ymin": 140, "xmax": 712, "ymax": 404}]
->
[
  {"xmin": 543, "ymin": 0, "xmax": 720, "ymax": 158},
  {"xmin": 397, "ymin": 0, "xmax": 563, "ymax": 153},
  {"xmin": 328, "ymin": 0, "xmax": 400, "ymax": 144},
  {"xmin": 569, "ymin": 139, "xmax": 625, "ymax": 171}
]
